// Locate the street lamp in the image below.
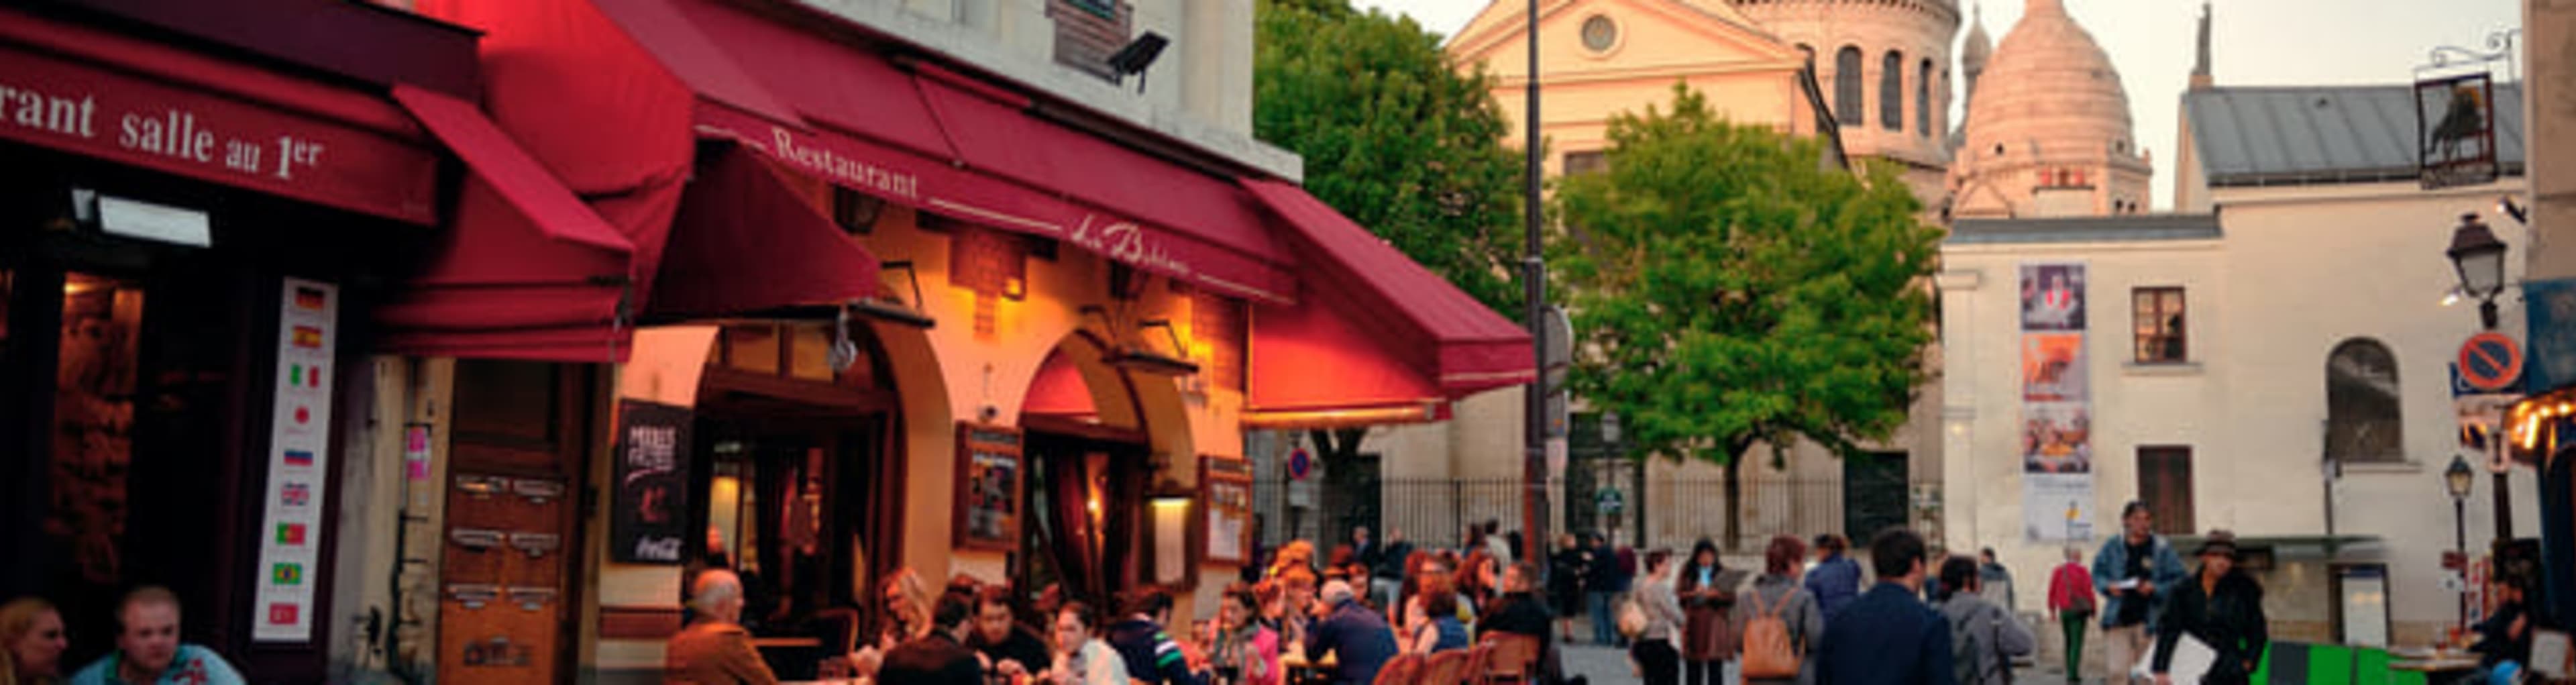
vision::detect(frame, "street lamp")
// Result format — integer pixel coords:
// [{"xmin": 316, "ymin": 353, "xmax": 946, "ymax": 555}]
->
[{"xmin": 2448, "ymin": 212, "xmax": 2508, "ymax": 329}]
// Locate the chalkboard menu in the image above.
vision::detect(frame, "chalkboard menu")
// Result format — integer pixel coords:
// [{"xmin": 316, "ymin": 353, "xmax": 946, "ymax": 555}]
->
[
  {"xmin": 610, "ymin": 400, "xmax": 693, "ymax": 564},
  {"xmin": 953, "ymin": 423, "xmax": 1024, "ymax": 551}
]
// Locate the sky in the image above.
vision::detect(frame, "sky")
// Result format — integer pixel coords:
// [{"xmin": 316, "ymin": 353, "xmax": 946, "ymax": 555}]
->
[{"xmin": 1349, "ymin": 0, "xmax": 2527, "ymax": 211}]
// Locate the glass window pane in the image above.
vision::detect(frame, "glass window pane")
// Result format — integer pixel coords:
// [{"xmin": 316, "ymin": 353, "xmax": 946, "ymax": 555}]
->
[
  {"xmin": 725, "ymin": 325, "xmax": 781, "ymax": 375},
  {"xmin": 53, "ymin": 272, "xmax": 144, "ymax": 584},
  {"xmin": 789, "ymin": 324, "xmax": 834, "ymax": 381}
]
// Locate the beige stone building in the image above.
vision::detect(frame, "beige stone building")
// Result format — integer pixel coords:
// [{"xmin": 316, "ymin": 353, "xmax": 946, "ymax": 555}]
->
[{"xmin": 1947, "ymin": 0, "xmax": 2152, "ymax": 219}]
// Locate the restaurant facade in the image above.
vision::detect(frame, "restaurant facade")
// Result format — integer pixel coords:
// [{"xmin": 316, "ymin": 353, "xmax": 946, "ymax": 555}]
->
[{"xmin": 335, "ymin": 0, "xmax": 1536, "ymax": 683}]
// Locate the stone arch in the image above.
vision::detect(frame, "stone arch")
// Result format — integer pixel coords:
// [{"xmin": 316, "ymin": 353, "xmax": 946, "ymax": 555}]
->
[{"xmin": 2326, "ymin": 337, "xmax": 2404, "ymax": 463}]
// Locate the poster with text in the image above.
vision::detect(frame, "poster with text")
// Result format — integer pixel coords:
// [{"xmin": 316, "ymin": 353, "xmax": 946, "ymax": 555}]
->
[
  {"xmin": 254, "ymin": 278, "xmax": 334, "ymax": 643},
  {"xmin": 2021, "ymin": 262, "xmax": 2095, "ymax": 542},
  {"xmin": 610, "ymin": 400, "xmax": 693, "ymax": 564}
]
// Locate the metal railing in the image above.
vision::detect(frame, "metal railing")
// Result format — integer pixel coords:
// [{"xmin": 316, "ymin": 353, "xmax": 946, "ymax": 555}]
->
[{"xmin": 1250, "ymin": 474, "xmax": 1923, "ymax": 556}]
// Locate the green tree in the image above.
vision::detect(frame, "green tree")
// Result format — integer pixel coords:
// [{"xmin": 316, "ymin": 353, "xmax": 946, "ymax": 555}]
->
[
  {"xmin": 1254, "ymin": 0, "xmax": 1527, "ymax": 474},
  {"xmin": 1552, "ymin": 85, "xmax": 1940, "ymax": 548}
]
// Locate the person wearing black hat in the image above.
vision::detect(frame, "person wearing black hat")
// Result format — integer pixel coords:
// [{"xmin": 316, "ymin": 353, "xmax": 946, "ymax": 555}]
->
[{"xmin": 2150, "ymin": 531, "xmax": 2267, "ymax": 685}]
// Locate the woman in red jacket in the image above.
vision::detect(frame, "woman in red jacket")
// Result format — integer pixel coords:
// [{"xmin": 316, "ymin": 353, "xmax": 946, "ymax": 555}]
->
[{"xmin": 2045, "ymin": 546, "xmax": 2097, "ymax": 684}]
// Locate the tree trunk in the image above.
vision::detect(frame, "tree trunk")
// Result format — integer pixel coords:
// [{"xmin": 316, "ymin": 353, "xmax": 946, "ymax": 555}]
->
[{"xmin": 1723, "ymin": 458, "xmax": 1743, "ymax": 552}]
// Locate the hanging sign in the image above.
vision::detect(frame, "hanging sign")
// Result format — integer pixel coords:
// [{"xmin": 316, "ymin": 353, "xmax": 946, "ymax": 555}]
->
[
  {"xmin": 608, "ymin": 400, "xmax": 692, "ymax": 564},
  {"xmin": 2415, "ymin": 72, "xmax": 2500, "ymax": 191},
  {"xmin": 253, "ymin": 278, "xmax": 335, "ymax": 643}
]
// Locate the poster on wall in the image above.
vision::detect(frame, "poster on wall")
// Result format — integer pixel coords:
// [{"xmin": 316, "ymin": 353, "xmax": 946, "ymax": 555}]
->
[
  {"xmin": 253, "ymin": 278, "xmax": 335, "ymax": 643},
  {"xmin": 1202, "ymin": 456, "xmax": 1254, "ymax": 565},
  {"xmin": 2021, "ymin": 263, "xmax": 2096, "ymax": 543},
  {"xmin": 610, "ymin": 400, "xmax": 693, "ymax": 564},
  {"xmin": 954, "ymin": 423, "xmax": 1024, "ymax": 551}
]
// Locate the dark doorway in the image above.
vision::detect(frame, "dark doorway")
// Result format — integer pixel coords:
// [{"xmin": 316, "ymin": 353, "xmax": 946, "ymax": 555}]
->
[
  {"xmin": 1018, "ymin": 429, "xmax": 1148, "ymax": 608},
  {"xmin": 1843, "ymin": 451, "xmax": 1909, "ymax": 542},
  {"xmin": 1322, "ymin": 453, "xmax": 1383, "ymax": 554}
]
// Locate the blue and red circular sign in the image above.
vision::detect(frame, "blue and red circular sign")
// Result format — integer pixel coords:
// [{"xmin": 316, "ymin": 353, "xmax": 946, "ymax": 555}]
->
[
  {"xmin": 2459, "ymin": 331, "xmax": 2524, "ymax": 392},
  {"xmin": 1287, "ymin": 447, "xmax": 1313, "ymax": 480}
]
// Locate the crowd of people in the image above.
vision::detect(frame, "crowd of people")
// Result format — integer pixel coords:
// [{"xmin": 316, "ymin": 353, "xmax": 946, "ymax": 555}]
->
[{"xmin": 0, "ymin": 587, "xmax": 246, "ymax": 685}]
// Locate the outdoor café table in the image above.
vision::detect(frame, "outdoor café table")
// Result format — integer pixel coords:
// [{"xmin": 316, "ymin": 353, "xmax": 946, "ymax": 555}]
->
[
  {"xmin": 2390, "ymin": 657, "xmax": 2481, "ymax": 679},
  {"xmin": 1279, "ymin": 644, "xmax": 1338, "ymax": 685}
]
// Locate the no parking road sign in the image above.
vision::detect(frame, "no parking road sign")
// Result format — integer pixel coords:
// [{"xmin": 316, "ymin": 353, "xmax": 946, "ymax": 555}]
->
[{"xmin": 2457, "ymin": 331, "xmax": 2524, "ymax": 392}]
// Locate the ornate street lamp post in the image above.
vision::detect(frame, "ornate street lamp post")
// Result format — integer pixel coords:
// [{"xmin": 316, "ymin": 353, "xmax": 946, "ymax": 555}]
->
[{"xmin": 2446, "ymin": 212, "xmax": 2515, "ymax": 542}]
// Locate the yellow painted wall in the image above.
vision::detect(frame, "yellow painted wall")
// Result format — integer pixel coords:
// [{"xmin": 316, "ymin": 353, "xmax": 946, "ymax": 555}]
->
[{"xmin": 1449, "ymin": 0, "xmax": 1805, "ymax": 162}]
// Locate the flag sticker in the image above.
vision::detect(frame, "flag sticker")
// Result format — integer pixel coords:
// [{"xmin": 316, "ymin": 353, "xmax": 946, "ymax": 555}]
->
[
  {"xmin": 277, "ymin": 523, "xmax": 307, "ymax": 546},
  {"xmin": 288, "ymin": 364, "xmax": 321, "ymax": 388},
  {"xmin": 282, "ymin": 450, "xmax": 313, "ymax": 467},
  {"xmin": 272, "ymin": 563, "xmax": 303, "ymax": 586},
  {"xmin": 293, "ymin": 407, "xmax": 311, "ymax": 425},
  {"xmin": 292, "ymin": 326, "xmax": 323, "ymax": 349},
  {"xmin": 267, "ymin": 603, "xmax": 299, "ymax": 625},
  {"xmin": 282, "ymin": 483, "xmax": 311, "ymax": 507},
  {"xmin": 307, "ymin": 364, "xmax": 322, "ymax": 387},
  {"xmin": 293, "ymin": 286, "xmax": 327, "ymax": 311}
]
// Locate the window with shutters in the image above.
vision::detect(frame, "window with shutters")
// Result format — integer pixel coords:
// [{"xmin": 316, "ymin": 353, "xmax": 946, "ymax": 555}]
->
[
  {"xmin": 1880, "ymin": 50, "xmax": 1903, "ymax": 129},
  {"xmin": 1049, "ymin": 0, "xmax": 1128, "ymax": 83},
  {"xmin": 2326, "ymin": 338, "xmax": 2404, "ymax": 462},
  {"xmin": 1834, "ymin": 46, "xmax": 1862, "ymax": 126},
  {"xmin": 2137, "ymin": 446, "xmax": 2194, "ymax": 535}
]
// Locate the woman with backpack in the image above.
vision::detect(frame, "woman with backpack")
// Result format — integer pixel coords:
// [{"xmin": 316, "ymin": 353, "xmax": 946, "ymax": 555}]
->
[
  {"xmin": 1676, "ymin": 539, "xmax": 1737, "ymax": 685},
  {"xmin": 1938, "ymin": 556, "xmax": 2037, "ymax": 685},
  {"xmin": 1733, "ymin": 535, "xmax": 1824, "ymax": 685},
  {"xmin": 2045, "ymin": 546, "xmax": 2096, "ymax": 684}
]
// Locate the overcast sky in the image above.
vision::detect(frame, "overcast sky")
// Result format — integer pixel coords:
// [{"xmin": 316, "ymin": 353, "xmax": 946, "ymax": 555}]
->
[{"xmin": 1350, "ymin": 0, "xmax": 2527, "ymax": 210}]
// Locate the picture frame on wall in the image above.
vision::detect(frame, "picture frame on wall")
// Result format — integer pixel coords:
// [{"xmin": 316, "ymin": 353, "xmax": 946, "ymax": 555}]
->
[
  {"xmin": 1201, "ymin": 455, "xmax": 1253, "ymax": 566},
  {"xmin": 953, "ymin": 423, "xmax": 1024, "ymax": 551}
]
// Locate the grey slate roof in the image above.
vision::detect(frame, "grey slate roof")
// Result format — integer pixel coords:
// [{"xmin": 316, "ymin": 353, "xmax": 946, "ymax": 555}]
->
[
  {"xmin": 1948, "ymin": 215, "xmax": 2222, "ymax": 246},
  {"xmin": 2184, "ymin": 83, "xmax": 2526, "ymax": 186}
]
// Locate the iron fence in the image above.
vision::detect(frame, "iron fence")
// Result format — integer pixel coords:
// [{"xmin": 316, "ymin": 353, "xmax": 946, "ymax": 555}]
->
[{"xmin": 1248, "ymin": 474, "xmax": 1923, "ymax": 558}]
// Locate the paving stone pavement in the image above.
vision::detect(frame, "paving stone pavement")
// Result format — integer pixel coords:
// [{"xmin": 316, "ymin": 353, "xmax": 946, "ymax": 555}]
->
[{"xmin": 1552, "ymin": 643, "xmax": 2068, "ymax": 685}]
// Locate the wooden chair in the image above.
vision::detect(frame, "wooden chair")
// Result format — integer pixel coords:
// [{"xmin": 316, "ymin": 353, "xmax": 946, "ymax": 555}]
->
[
  {"xmin": 1458, "ymin": 644, "xmax": 1495, "ymax": 685},
  {"xmin": 1419, "ymin": 649, "xmax": 1472, "ymax": 685},
  {"xmin": 1371, "ymin": 653, "xmax": 1426, "ymax": 685},
  {"xmin": 1477, "ymin": 634, "xmax": 1543, "ymax": 684}
]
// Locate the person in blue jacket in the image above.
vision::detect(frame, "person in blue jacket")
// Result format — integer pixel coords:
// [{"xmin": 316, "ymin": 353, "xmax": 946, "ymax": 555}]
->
[{"xmin": 2092, "ymin": 501, "xmax": 2189, "ymax": 682}]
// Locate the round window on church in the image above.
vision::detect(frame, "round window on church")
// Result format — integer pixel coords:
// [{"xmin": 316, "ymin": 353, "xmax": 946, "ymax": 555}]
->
[{"xmin": 1580, "ymin": 15, "xmax": 1618, "ymax": 53}]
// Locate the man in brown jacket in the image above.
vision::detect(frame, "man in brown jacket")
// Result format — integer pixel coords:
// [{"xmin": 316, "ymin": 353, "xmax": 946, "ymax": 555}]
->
[{"xmin": 667, "ymin": 570, "xmax": 780, "ymax": 684}]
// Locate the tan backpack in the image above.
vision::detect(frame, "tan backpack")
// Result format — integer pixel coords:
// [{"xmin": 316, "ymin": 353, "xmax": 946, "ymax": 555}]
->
[{"xmin": 1739, "ymin": 588, "xmax": 1802, "ymax": 679}]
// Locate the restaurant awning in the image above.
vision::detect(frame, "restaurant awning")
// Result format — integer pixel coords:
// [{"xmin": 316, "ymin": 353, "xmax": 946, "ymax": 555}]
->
[
  {"xmin": 647, "ymin": 144, "xmax": 880, "ymax": 319},
  {"xmin": 1240, "ymin": 180, "xmax": 1536, "ymax": 423},
  {"xmin": 605, "ymin": 0, "xmax": 1301, "ymax": 304},
  {"xmin": 0, "ymin": 6, "xmax": 441, "ymax": 224}
]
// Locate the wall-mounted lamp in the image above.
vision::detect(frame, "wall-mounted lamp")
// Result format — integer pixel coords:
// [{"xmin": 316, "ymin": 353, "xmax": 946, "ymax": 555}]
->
[
  {"xmin": 1080, "ymin": 306, "xmax": 1200, "ymax": 376},
  {"xmin": 1107, "ymin": 32, "xmax": 1168, "ymax": 94},
  {"xmin": 2498, "ymin": 195, "xmax": 2529, "ymax": 225},
  {"xmin": 833, "ymin": 186, "xmax": 885, "ymax": 235},
  {"xmin": 852, "ymin": 260, "xmax": 935, "ymax": 329}
]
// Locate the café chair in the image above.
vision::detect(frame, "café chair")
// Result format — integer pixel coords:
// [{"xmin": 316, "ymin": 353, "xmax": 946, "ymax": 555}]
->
[
  {"xmin": 1458, "ymin": 645, "xmax": 1494, "ymax": 685},
  {"xmin": 1477, "ymin": 634, "xmax": 1542, "ymax": 684},
  {"xmin": 1371, "ymin": 654, "xmax": 1425, "ymax": 685},
  {"xmin": 1419, "ymin": 650, "xmax": 1471, "ymax": 685}
]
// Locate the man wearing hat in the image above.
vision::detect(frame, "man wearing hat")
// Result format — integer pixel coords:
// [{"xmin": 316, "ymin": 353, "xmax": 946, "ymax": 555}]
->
[{"xmin": 2150, "ymin": 531, "xmax": 2268, "ymax": 685}]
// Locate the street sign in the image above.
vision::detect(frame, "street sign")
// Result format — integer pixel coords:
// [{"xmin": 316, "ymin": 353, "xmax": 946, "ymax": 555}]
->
[
  {"xmin": 1287, "ymin": 447, "xmax": 1312, "ymax": 481},
  {"xmin": 1542, "ymin": 306, "xmax": 1573, "ymax": 394},
  {"xmin": 2459, "ymin": 331, "xmax": 2524, "ymax": 392},
  {"xmin": 1594, "ymin": 488, "xmax": 1625, "ymax": 515}
]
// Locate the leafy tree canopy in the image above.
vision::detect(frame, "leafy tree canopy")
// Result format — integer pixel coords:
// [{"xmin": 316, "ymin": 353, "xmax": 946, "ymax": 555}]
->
[
  {"xmin": 1552, "ymin": 85, "xmax": 1940, "ymax": 467},
  {"xmin": 1254, "ymin": 0, "xmax": 1524, "ymax": 316}
]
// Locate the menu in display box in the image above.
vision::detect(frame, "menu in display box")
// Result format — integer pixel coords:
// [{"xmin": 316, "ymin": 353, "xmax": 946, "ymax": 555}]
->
[{"xmin": 252, "ymin": 278, "xmax": 335, "ymax": 643}]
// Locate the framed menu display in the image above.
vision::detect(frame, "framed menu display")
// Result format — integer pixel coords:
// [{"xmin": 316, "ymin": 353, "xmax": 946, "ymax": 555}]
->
[
  {"xmin": 953, "ymin": 423, "xmax": 1024, "ymax": 551},
  {"xmin": 1201, "ymin": 455, "xmax": 1252, "ymax": 565}
]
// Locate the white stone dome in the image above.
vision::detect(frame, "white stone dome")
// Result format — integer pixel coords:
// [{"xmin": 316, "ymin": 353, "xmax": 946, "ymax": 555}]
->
[{"xmin": 1960, "ymin": 0, "xmax": 2134, "ymax": 163}]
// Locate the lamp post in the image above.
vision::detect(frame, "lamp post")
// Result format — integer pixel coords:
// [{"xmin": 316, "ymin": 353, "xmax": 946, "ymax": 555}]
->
[
  {"xmin": 2445, "ymin": 455, "xmax": 2475, "ymax": 629},
  {"xmin": 2446, "ymin": 212, "xmax": 2515, "ymax": 541}
]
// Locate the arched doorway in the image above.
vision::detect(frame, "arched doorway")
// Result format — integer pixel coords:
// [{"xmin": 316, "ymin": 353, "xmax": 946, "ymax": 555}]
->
[{"xmin": 1013, "ymin": 332, "xmax": 1180, "ymax": 605}]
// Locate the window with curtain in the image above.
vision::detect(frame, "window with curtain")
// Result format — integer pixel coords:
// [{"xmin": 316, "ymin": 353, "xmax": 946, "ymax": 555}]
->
[
  {"xmin": 1835, "ymin": 46, "xmax": 1862, "ymax": 125},
  {"xmin": 2133, "ymin": 287, "xmax": 2186, "ymax": 363},
  {"xmin": 1880, "ymin": 50, "xmax": 1902, "ymax": 129},
  {"xmin": 1917, "ymin": 59, "xmax": 1933, "ymax": 136},
  {"xmin": 2327, "ymin": 339, "xmax": 2405, "ymax": 462}
]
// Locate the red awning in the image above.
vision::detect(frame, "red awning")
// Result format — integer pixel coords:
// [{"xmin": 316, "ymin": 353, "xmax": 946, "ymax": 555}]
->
[
  {"xmin": 598, "ymin": 0, "xmax": 1299, "ymax": 304},
  {"xmin": 0, "ymin": 7, "xmax": 440, "ymax": 223},
  {"xmin": 1241, "ymin": 179, "xmax": 1534, "ymax": 415},
  {"xmin": 391, "ymin": 85, "xmax": 631, "ymax": 253},
  {"xmin": 647, "ymin": 145, "xmax": 881, "ymax": 319}
]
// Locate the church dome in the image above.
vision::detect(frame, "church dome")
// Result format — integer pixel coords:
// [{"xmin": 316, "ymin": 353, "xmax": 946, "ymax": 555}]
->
[
  {"xmin": 1960, "ymin": 0, "xmax": 2134, "ymax": 164},
  {"xmin": 1961, "ymin": 5, "xmax": 1992, "ymax": 68}
]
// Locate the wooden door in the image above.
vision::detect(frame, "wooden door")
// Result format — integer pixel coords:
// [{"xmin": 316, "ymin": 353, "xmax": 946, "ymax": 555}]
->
[{"xmin": 436, "ymin": 361, "xmax": 590, "ymax": 684}]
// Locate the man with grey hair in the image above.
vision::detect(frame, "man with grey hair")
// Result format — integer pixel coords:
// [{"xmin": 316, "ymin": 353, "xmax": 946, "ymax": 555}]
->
[
  {"xmin": 667, "ymin": 570, "xmax": 780, "ymax": 684},
  {"xmin": 1304, "ymin": 580, "xmax": 1398, "ymax": 685}
]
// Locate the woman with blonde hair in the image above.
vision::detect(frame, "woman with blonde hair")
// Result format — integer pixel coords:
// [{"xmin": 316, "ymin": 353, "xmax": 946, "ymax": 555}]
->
[{"xmin": 1, "ymin": 598, "xmax": 68, "ymax": 685}]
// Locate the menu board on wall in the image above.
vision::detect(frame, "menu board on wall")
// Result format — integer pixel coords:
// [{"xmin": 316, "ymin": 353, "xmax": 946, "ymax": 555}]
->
[
  {"xmin": 1201, "ymin": 456, "xmax": 1252, "ymax": 565},
  {"xmin": 252, "ymin": 278, "xmax": 335, "ymax": 643},
  {"xmin": 610, "ymin": 400, "xmax": 694, "ymax": 564},
  {"xmin": 954, "ymin": 423, "xmax": 1024, "ymax": 551}
]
